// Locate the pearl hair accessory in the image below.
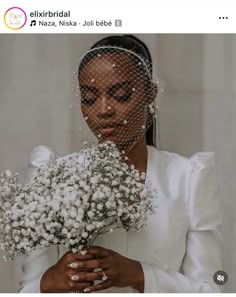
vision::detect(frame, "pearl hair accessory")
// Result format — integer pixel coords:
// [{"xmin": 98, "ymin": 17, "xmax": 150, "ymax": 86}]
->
[{"xmin": 149, "ymin": 103, "xmax": 155, "ymax": 114}]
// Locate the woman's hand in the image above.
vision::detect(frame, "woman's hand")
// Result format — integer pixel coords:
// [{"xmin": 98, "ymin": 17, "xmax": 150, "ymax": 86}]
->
[
  {"xmin": 40, "ymin": 251, "xmax": 95, "ymax": 293},
  {"xmin": 66, "ymin": 246, "xmax": 144, "ymax": 293}
]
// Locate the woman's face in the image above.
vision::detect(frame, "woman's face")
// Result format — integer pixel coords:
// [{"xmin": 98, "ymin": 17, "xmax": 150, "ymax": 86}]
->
[{"xmin": 79, "ymin": 52, "xmax": 153, "ymax": 150}]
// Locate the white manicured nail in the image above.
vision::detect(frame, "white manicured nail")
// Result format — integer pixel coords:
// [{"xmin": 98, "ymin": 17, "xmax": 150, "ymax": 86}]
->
[
  {"xmin": 71, "ymin": 275, "xmax": 80, "ymax": 281},
  {"xmin": 84, "ymin": 288, "xmax": 90, "ymax": 293},
  {"xmin": 69, "ymin": 262, "xmax": 79, "ymax": 268}
]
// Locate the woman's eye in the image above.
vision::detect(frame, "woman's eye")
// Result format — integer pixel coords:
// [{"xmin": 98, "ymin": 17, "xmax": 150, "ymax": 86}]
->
[
  {"xmin": 110, "ymin": 87, "xmax": 133, "ymax": 103},
  {"xmin": 81, "ymin": 98, "xmax": 97, "ymax": 106},
  {"xmin": 80, "ymin": 85, "xmax": 99, "ymax": 106},
  {"xmin": 81, "ymin": 91, "xmax": 98, "ymax": 106},
  {"xmin": 113, "ymin": 92, "xmax": 133, "ymax": 103}
]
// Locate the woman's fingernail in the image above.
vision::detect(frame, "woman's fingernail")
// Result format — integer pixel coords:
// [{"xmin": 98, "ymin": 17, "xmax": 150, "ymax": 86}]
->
[
  {"xmin": 80, "ymin": 250, "xmax": 87, "ymax": 255},
  {"xmin": 68, "ymin": 262, "xmax": 79, "ymax": 268},
  {"xmin": 84, "ymin": 288, "xmax": 91, "ymax": 293},
  {"xmin": 71, "ymin": 275, "xmax": 80, "ymax": 281}
]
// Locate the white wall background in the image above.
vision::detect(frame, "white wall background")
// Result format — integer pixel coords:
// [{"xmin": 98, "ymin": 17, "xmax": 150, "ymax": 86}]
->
[{"xmin": 0, "ymin": 34, "xmax": 235, "ymax": 292}]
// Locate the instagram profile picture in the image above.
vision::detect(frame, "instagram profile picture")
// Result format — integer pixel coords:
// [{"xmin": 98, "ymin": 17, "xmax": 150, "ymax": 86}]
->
[{"xmin": 4, "ymin": 7, "xmax": 27, "ymax": 30}]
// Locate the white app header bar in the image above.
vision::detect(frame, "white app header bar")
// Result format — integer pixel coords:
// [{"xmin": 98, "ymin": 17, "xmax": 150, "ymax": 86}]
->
[{"xmin": 0, "ymin": 3, "xmax": 235, "ymax": 33}]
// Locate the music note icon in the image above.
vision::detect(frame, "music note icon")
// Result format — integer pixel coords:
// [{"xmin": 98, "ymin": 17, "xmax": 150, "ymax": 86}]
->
[{"xmin": 30, "ymin": 20, "xmax": 36, "ymax": 26}]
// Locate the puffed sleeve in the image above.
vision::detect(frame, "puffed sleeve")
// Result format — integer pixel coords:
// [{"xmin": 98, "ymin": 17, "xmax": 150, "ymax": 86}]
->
[
  {"xmin": 18, "ymin": 146, "xmax": 60, "ymax": 293},
  {"xmin": 25, "ymin": 145, "xmax": 57, "ymax": 183},
  {"xmin": 141, "ymin": 152, "xmax": 223, "ymax": 293}
]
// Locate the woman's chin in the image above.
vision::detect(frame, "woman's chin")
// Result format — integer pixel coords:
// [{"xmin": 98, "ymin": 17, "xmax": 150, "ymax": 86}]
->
[
  {"xmin": 97, "ymin": 135, "xmax": 125, "ymax": 148},
  {"xmin": 98, "ymin": 135, "xmax": 118, "ymax": 143}
]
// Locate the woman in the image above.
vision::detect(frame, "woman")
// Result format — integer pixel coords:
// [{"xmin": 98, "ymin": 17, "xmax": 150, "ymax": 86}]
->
[{"xmin": 19, "ymin": 35, "xmax": 223, "ymax": 293}]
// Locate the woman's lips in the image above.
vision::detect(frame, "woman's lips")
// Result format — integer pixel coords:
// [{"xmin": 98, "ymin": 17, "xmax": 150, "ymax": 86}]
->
[
  {"xmin": 98, "ymin": 124, "xmax": 122, "ymax": 136},
  {"xmin": 99, "ymin": 127, "xmax": 117, "ymax": 136}
]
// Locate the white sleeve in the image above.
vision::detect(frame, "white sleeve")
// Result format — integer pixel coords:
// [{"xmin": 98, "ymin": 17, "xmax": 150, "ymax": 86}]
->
[
  {"xmin": 18, "ymin": 246, "xmax": 59, "ymax": 293},
  {"xmin": 25, "ymin": 145, "xmax": 57, "ymax": 183},
  {"xmin": 18, "ymin": 146, "xmax": 60, "ymax": 293},
  {"xmin": 141, "ymin": 152, "xmax": 223, "ymax": 293}
]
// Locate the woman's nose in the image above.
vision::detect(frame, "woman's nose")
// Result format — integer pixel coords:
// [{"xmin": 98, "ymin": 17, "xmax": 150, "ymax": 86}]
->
[{"xmin": 96, "ymin": 94, "xmax": 115, "ymax": 119}]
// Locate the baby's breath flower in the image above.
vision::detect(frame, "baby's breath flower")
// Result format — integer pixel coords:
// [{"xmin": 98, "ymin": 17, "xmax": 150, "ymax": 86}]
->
[
  {"xmin": 0, "ymin": 141, "xmax": 155, "ymax": 260},
  {"xmin": 87, "ymin": 211, "xmax": 95, "ymax": 218},
  {"xmin": 82, "ymin": 231, "xmax": 88, "ymax": 238},
  {"xmin": 97, "ymin": 204, "xmax": 103, "ymax": 210}
]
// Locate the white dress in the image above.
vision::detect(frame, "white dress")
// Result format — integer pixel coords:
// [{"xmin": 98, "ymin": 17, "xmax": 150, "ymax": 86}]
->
[{"xmin": 18, "ymin": 145, "xmax": 223, "ymax": 293}]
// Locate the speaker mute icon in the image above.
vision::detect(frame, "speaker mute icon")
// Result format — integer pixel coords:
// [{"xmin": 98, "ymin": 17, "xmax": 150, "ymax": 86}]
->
[{"xmin": 213, "ymin": 270, "xmax": 228, "ymax": 285}]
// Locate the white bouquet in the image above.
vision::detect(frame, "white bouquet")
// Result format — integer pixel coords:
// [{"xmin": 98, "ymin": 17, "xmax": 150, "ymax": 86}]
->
[{"xmin": 0, "ymin": 141, "xmax": 155, "ymax": 261}]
